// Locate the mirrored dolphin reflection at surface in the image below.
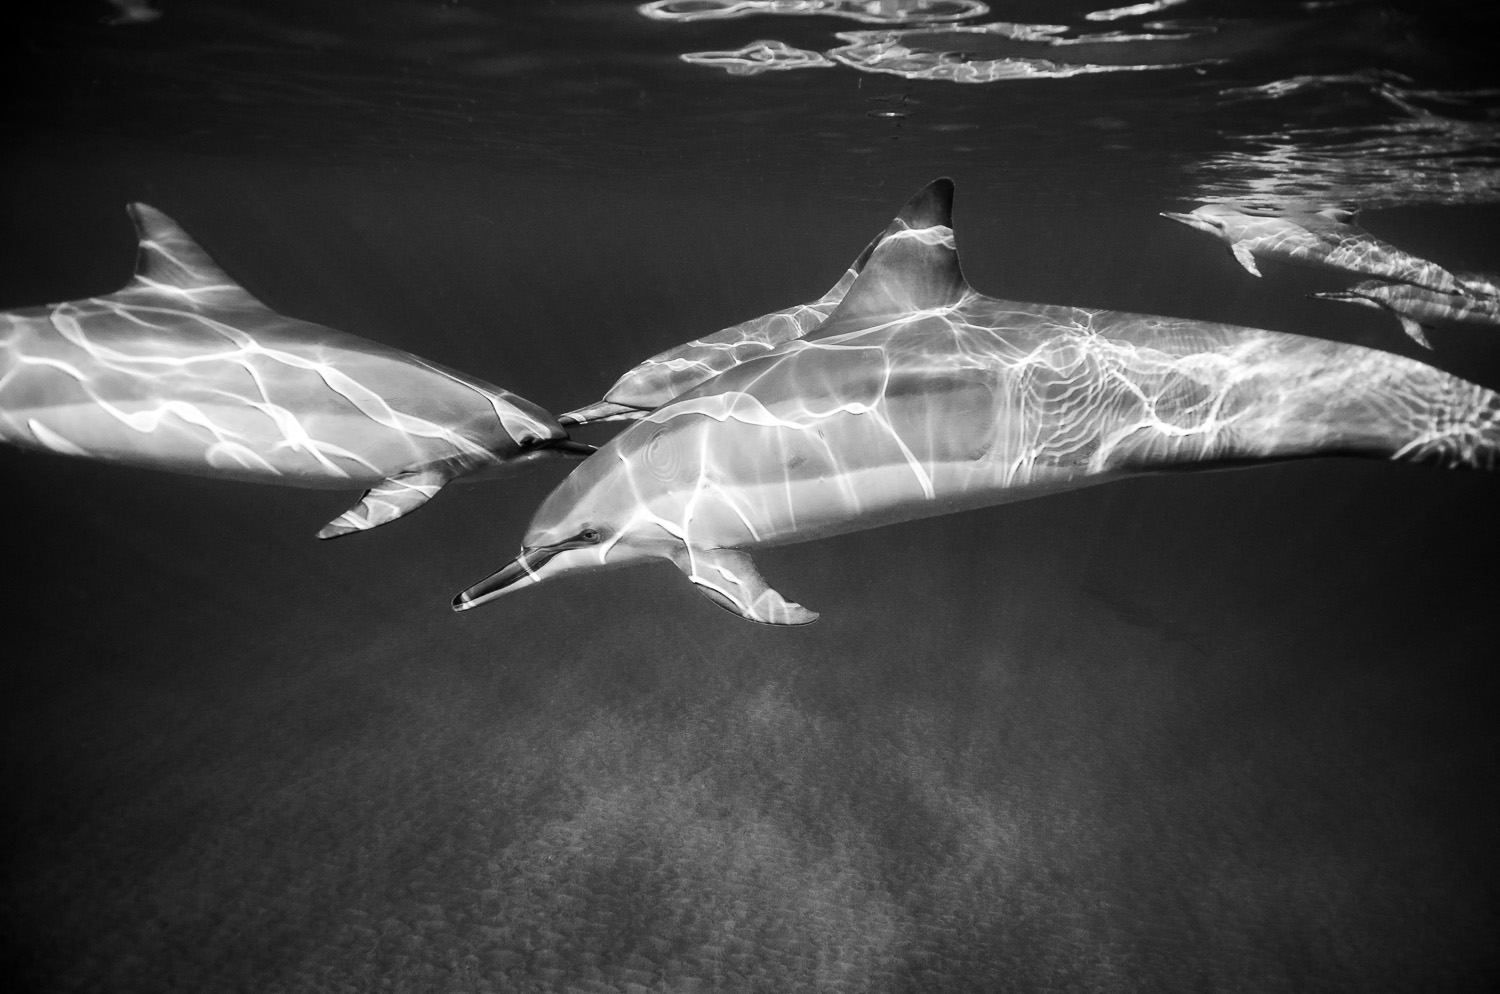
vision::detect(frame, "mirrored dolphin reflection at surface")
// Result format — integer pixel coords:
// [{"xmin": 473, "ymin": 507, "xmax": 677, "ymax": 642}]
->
[
  {"xmin": 456, "ymin": 178, "xmax": 1500, "ymax": 625},
  {"xmin": 1160, "ymin": 203, "xmax": 1473, "ymax": 295},
  {"xmin": 560, "ymin": 180, "xmax": 952, "ymax": 426},
  {"xmin": 0, "ymin": 204, "xmax": 592, "ymax": 538},
  {"xmin": 1315, "ymin": 274, "xmax": 1500, "ymax": 349}
]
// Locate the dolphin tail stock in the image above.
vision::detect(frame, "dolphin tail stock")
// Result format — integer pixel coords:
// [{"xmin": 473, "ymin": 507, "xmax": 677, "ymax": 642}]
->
[
  {"xmin": 316, "ymin": 468, "xmax": 448, "ymax": 539},
  {"xmin": 671, "ymin": 546, "xmax": 818, "ymax": 626},
  {"xmin": 122, "ymin": 203, "xmax": 265, "ymax": 310}
]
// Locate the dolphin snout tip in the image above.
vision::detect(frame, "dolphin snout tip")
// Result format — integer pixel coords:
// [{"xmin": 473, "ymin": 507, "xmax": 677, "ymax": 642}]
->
[{"xmin": 452, "ymin": 552, "xmax": 546, "ymax": 612}]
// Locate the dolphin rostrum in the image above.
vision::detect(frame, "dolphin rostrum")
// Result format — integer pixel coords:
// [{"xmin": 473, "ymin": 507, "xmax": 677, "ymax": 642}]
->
[
  {"xmin": 456, "ymin": 179, "xmax": 1499, "ymax": 625},
  {"xmin": 1161, "ymin": 203, "xmax": 1472, "ymax": 295},
  {"xmin": 557, "ymin": 182, "xmax": 955, "ymax": 426},
  {"xmin": 1314, "ymin": 274, "xmax": 1500, "ymax": 348},
  {"xmin": 0, "ymin": 203, "xmax": 592, "ymax": 538}
]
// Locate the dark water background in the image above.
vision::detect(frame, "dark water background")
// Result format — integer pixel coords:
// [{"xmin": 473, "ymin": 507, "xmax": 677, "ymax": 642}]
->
[{"xmin": 3, "ymin": 2, "xmax": 1499, "ymax": 991}]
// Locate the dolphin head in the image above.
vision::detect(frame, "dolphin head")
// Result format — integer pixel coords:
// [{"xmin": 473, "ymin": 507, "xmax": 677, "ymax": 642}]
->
[
  {"xmin": 559, "ymin": 352, "xmax": 709, "ymax": 425},
  {"xmin": 452, "ymin": 440, "xmax": 683, "ymax": 611},
  {"xmin": 1311, "ymin": 280, "xmax": 1399, "ymax": 309},
  {"xmin": 1160, "ymin": 205, "xmax": 1234, "ymax": 241}
]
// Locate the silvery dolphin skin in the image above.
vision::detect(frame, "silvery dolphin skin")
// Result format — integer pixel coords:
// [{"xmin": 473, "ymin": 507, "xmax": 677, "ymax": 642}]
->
[
  {"xmin": 0, "ymin": 203, "xmax": 592, "ymax": 538},
  {"xmin": 559, "ymin": 193, "xmax": 931, "ymax": 425},
  {"xmin": 1161, "ymin": 203, "xmax": 1472, "ymax": 295},
  {"xmin": 456, "ymin": 179, "xmax": 1500, "ymax": 625},
  {"xmin": 1314, "ymin": 274, "xmax": 1500, "ymax": 348}
]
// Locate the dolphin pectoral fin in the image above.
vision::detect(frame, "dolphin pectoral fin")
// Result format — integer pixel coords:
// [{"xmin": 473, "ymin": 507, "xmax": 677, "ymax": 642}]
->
[
  {"xmin": 316, "ymin": 469, "xmax": 447, "ymax": 539},
  {"xmin": 1230, "ymin": 243, "xmax": 1262, "ymax": 277},
  {"xmin": 1397, "ymin": 315, "xmax": 1434, "ymax": 349},
  {"xmin": 673, "ymin": 548, "xmax": 818, "ymax": 626}
]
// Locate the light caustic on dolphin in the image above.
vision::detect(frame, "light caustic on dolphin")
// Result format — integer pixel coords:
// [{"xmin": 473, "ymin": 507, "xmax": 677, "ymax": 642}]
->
[
  {"xmin": 1160, "ymin": 203, "xmax": 1474, "ymax": 295},
  {"xmin": 0, "ymin": 204, "xmax": 591, "ymax": 538},
  {"xmin": 456, "ymin": 178, "xmax": 1500, "ymax": 626}
]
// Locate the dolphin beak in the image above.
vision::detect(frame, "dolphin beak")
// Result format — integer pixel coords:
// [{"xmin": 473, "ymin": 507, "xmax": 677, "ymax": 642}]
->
[
  {"xmin": 536, "ymin": 438, "xmax": 597, "ymax": 457},
  {"xmin": 452, "ymin": 551, "xmax": 547, "ymax": 611},
  {"xmin": 453, "ymin": 533, "xmax": 602, "ymax": 612},
  {"xmin": 559, "ymin": 400, "xmax": 646, "ymax": 426},
  {"xmin": 1159, "ymin": 211, "xmax": 1194, "ymax": 224}
]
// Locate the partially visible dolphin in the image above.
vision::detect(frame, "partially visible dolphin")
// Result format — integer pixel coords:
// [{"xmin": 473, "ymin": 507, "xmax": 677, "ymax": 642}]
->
[
  {"xmin": 1161, "ymin": 204, "xmax": 1472, "ymax": 295},
  {"xmin": 0, "ymin": 204, "xmax": 591, "ymax": 538},
  {"xmin": 456, "ymin": 179, "xmax": 1500, "ymax": 625},
  {"xmin": 557, "ymin": 259, "xmax": 864, "ymax": 425},
  {"xmin": 558, "ymin": 181, "xmax": 953, "ymax": 426},
  {"xmin": 1314, "ymin": 274, "xmax": 1500, "ymax": 348}
]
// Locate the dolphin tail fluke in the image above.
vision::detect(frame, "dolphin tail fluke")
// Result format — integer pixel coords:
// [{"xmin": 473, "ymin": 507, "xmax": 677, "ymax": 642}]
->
[
  {"xmin": 558, "ymin": 400, "xmax": 647, "ymax": 426},
  {"xmin": 1230, "ymin": 243, "xmax": 1263, "ymax": 277},
  {"xmin": 673, "ymin": 547, "xmax": 818, "ymax": 626},
  {"xmin": 316, "ymin": 468, "xmax": 447, "ymax": 539}
]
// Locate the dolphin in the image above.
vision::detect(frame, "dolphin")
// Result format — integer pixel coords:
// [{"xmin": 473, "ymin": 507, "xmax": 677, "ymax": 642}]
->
[
  {"xmin": 1160, "ymin": 204, "xmax": 1472, "ymax": 295},
  {"xmin": 455, "ymin": 179, "xmax": 1500, "ymax": 625},
  {"xmin": 556, "ymin": 258, "xmax": 864, "ymax": 425},
  {"xmin": 1313, "ymin": 274, "xmax": 1500, "ymax": 348},
  {"xmin": 557, "ymin": 182, "xmax": 955, "ymax": 426},
  {"xmin": 0, "ymin": 203, "xmax": 592, "ymax": 538}
]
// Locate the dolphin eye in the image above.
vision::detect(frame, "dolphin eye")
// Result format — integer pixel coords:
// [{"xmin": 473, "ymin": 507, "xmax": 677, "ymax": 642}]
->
[
  {"xmin": 517, "ymin": 433, "xmax": 541, "ymax": 447},
  {"xmin": 579, "ymin": 527, "xmax": 600, "ymax": 543}
]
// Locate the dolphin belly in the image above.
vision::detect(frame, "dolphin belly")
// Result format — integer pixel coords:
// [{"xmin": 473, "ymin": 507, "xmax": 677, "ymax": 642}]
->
[{"xmin": 0, "ymin": 396, "xmax": 442, "ymax": 487}]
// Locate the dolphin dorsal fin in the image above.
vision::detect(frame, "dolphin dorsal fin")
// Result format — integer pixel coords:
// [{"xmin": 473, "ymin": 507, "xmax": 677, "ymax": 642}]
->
[
  {"xmin": 124, "ymin": 203, "xmax": 264, "ymax": 310},
  {"xmin": 815, "ymin": 178, "xmax": 969, "ymax": 334}
]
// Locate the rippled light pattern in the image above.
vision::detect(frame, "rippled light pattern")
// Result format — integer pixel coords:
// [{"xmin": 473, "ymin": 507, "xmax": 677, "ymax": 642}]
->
[
  {"xmin": 638, "ymin": 0, "xmax": 989, "ymax": 25},
  {"xmin": 1316, "ymin": 276, "xmax": 1500, "ymax": 348},
  {"xmin": 457, "ymin": 180, "xmax": 1500, "ymax": 625},
  {"xmin": 0, "ymin": 204, "xmax": 585, "ymax": 538},
  {"xmin": 1085, "ymin": 0, "xmax": 1188, "ymax": 21},
  {"xmin": 680, "ymin": 40, "xmax": 835, "ymax": 76},
  {"xmin": 1161, "ymin": 204, "xmax": 1473, "ymax": 294},
  {"xmin": 827, "ymin": 23, "xmax": 1207, "ymax": 83}
]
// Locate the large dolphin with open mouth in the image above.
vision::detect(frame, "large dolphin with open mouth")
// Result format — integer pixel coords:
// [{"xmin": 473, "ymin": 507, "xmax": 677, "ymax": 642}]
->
[
  {"xmin": 557, "ymin": 187, "xmax": 951, "ymax": 426},
  {"xmin": 455, "ymin": 179, "xmax": 1500, "ymax": 625},
  {"xmin": 1160, "ymin": 203, "xmax": 1472, "ymax": 295},
  {"xmin": 0, "ymin": 203, "xmax": 591, "ymax": 538}
]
